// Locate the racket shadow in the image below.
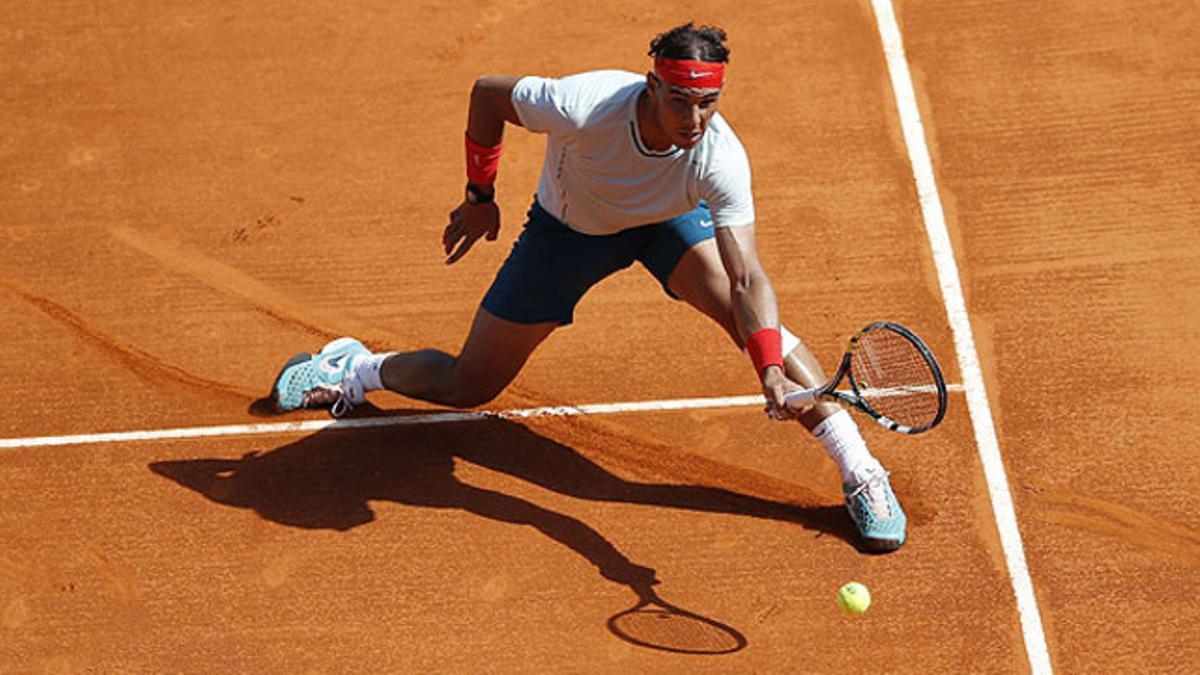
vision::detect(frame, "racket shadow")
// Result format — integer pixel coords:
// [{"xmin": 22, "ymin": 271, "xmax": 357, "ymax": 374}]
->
[{"xmin": 608, "ymin": 583, "xmax": 748, "ymax": 655}]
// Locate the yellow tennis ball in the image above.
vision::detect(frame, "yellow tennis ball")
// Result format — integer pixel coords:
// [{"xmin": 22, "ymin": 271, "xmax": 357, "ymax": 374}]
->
[{"xmin": 837, "ymin": 582, "xmax": 871, "ymax": 616}]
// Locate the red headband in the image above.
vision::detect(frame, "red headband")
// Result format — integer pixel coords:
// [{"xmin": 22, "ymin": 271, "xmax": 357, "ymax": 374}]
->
[{"xmin": 653, "ymin": 56, "xmax": 725, "ymax": 91}]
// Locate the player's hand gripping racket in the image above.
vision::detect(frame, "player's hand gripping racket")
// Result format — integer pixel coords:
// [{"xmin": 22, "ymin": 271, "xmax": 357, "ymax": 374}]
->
[{"xmin": 783, "ymin": 321, "xmax": 948, "ymax": 434}]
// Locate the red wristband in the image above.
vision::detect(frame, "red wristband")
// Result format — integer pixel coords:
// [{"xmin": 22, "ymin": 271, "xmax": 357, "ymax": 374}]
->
[
  {"xmin": 465, "ymin": 132, "xmax": 502, "ymax": 186},
  {"xmin": 746, "ymin": 328, "xmax": 784, "ymax": 377}
]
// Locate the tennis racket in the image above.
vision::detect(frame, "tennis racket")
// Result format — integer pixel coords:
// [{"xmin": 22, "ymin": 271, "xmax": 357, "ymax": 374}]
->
[{"xmin": 783, "ymin": 321, "xmax": 947, "ymax": 434}]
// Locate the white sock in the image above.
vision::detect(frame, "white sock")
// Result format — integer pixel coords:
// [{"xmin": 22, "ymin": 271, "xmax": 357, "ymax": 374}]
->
[
  {"xmin": 351, "ymin": 352, "xmax": 394, "ymax": 392},
  {"xmin": 811, "ymin": 409, "xmax": 883, "ymax": 485}
]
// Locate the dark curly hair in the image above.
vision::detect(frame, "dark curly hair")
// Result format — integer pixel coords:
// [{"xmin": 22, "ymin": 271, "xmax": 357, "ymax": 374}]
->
[{"xmin": 648, "ymin": 22, "xmax": 730, "ymax": 63}]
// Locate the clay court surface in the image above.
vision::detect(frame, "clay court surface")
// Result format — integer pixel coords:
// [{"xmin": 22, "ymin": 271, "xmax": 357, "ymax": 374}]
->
[{"xmin": 2, "ymin": 0, "xmax": 1198, "ymax": 672}]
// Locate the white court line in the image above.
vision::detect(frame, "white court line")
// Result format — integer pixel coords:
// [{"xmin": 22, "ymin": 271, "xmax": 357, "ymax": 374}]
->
[
  {"xmin": 869, "ymin": 2, "xmax": 1052, "ymax": 673},
  {"xmin": 0, "ymin": 387, "xmax": 965, "ymax": 450}
]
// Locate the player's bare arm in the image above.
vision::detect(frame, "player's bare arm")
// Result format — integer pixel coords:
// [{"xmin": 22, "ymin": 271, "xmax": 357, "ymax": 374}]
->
[
  {"xmin": 713, "ymin": 224, "xmax": 798, "ymax": 420},
  {"xmin": 444, "ymin": 75, "xmax": 524, "ymax": 264}
]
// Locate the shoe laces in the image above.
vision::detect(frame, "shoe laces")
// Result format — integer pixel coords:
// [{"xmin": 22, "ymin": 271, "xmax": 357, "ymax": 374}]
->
[
  {"xmin": 848, "ymin": 470, "xmax": 893, "ymax": 520},
  {"xmin": 302, "ymin": 355, "xmax": 367, "ymax": 418},
  {"xmin": 302, "ymin": 385, "xmax": 355, "ymax": 418},
  {"xmin": 330, "ymin": 394, "xmax": 354, "ymax": 418}
]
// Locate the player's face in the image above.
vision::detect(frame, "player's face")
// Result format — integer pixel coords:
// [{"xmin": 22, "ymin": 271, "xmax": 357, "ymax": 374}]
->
[{"xmin": 649, "ymin": 74, "xmax": 721, "ymax": 149}]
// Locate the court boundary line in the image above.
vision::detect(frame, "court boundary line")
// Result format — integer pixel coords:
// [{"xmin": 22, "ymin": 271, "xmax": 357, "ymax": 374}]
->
[
  {"xmin": 0, "ymin": 387, "xmax": 964, "ymax": 450},
  {"xmin": 869, "ymin": 2, "xmax": 1052, "ymax": 673}
]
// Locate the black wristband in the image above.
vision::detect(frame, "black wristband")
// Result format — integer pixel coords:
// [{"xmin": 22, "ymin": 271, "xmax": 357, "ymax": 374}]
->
[{"xmin": 465, "ymin": 183, "xmax": 495, "ymax": 204}]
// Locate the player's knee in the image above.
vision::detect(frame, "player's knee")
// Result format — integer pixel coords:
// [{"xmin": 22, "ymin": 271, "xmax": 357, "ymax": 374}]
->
[
  {"xmin": 443, "ymin": 378, "xmax": 507, "ymax": 409},
  {"xmin": 444, "ymin": 390, "xmax": 499, "ymax": 409}
]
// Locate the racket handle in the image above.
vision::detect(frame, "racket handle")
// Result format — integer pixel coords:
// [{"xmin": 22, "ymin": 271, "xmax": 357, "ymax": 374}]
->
[{"xmin": 783, "ymin": 389, "xmax": 819, "ymax": 409}]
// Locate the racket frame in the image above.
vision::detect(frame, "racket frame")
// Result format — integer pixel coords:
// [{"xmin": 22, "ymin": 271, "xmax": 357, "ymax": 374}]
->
[{"xmin": 783, "ymin": 321, "xmax": 947, "ymax": 434}]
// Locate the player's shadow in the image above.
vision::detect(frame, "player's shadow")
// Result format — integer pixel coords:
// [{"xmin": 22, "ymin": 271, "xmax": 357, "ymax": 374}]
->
[{"xmin": 149, "ymin": 413, "xmax": 853, "ymax": 598}]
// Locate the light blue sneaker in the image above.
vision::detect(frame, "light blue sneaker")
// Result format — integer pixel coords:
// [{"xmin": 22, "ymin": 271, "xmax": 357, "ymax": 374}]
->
[
  {"xmin": 271, "ymin": 337, "xmax": 372, "ymax": 417},
  {"xmin": 843, "ymin": 468, "xmax": 907, "ymax": 552}
]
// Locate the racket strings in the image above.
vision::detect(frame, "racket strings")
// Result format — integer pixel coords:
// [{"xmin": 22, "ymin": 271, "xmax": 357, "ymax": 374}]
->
[{"xmin": 851, "ymin": 329, "xmax": 942, "ymax": 427}]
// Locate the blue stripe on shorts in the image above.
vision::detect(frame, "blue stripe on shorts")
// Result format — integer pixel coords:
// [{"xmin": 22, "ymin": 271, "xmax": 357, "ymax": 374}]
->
[{"xmin": 481, "ymin": 199, "xmax": 715, "ymax": 325}]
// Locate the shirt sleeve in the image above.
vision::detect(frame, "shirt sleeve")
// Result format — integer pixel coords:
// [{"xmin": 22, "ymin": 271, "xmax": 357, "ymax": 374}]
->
[
  {"xmin": 700, "ymin": 130, "xmax": 756, "ymax": 228},
  {"xmin": 510, "ymin": 73, "xmax": 625, "ymax": 137},
  {"xmin": 510, "ymin": 76, "xmax": 572, "ymax": 136}
]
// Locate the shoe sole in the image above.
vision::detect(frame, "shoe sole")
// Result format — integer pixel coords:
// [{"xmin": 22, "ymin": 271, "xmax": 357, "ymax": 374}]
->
[
  {"xmin": 859, "ymin": 536, "xmax": 905, "ymax": 553},
  {"xmin": 271, "ymin": 352, "xmax": 313, "ymax": 412}
]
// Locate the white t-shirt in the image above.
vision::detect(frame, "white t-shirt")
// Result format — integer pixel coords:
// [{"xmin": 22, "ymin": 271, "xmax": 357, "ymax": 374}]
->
[{"xmin": 510, "ymin": 70, "xmax": 755, "ymax": 235}]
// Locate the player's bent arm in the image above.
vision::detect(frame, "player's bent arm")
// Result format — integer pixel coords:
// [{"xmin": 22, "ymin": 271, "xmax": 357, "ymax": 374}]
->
[
  {"xmin": 713, "ymin": 223, "xmax": 780, "ymax": 341},
  {"xmin": 468, "ymin": 75, "xmax": 524, "ymax": 147},
  {"xmin": 444, "ymin": 76, "xmax": 524, "ymax": 264}
]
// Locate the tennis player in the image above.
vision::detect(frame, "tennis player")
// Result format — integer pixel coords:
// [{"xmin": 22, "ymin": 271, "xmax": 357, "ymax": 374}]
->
[{"xmin": 271, "ymin": 23, "xmax": 906, "ymax": 551}]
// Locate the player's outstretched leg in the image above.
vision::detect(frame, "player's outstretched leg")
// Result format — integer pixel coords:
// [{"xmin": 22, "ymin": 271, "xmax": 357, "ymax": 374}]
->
[
  {"xmin": 272, "ymin": 337, "xmax": 373, "ymax": 417},
  {"xmin": 270, "ymin": 307, "xmax": 557, "ymax": 415},
  {"xmin": 664, "ymin": 237, "xmax": 907, "ymax": 551}
]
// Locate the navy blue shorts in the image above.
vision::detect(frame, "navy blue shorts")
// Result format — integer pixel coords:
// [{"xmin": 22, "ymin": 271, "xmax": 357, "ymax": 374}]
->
[{"xmin": 482, "ymin": 199, "xmax": 715, "ymax": 325}]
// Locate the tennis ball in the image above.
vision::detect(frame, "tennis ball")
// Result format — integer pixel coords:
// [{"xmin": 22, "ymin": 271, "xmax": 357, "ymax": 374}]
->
[{"xmin": 836, "ymin": 582, "xmax": 871, "ymax": 616}]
